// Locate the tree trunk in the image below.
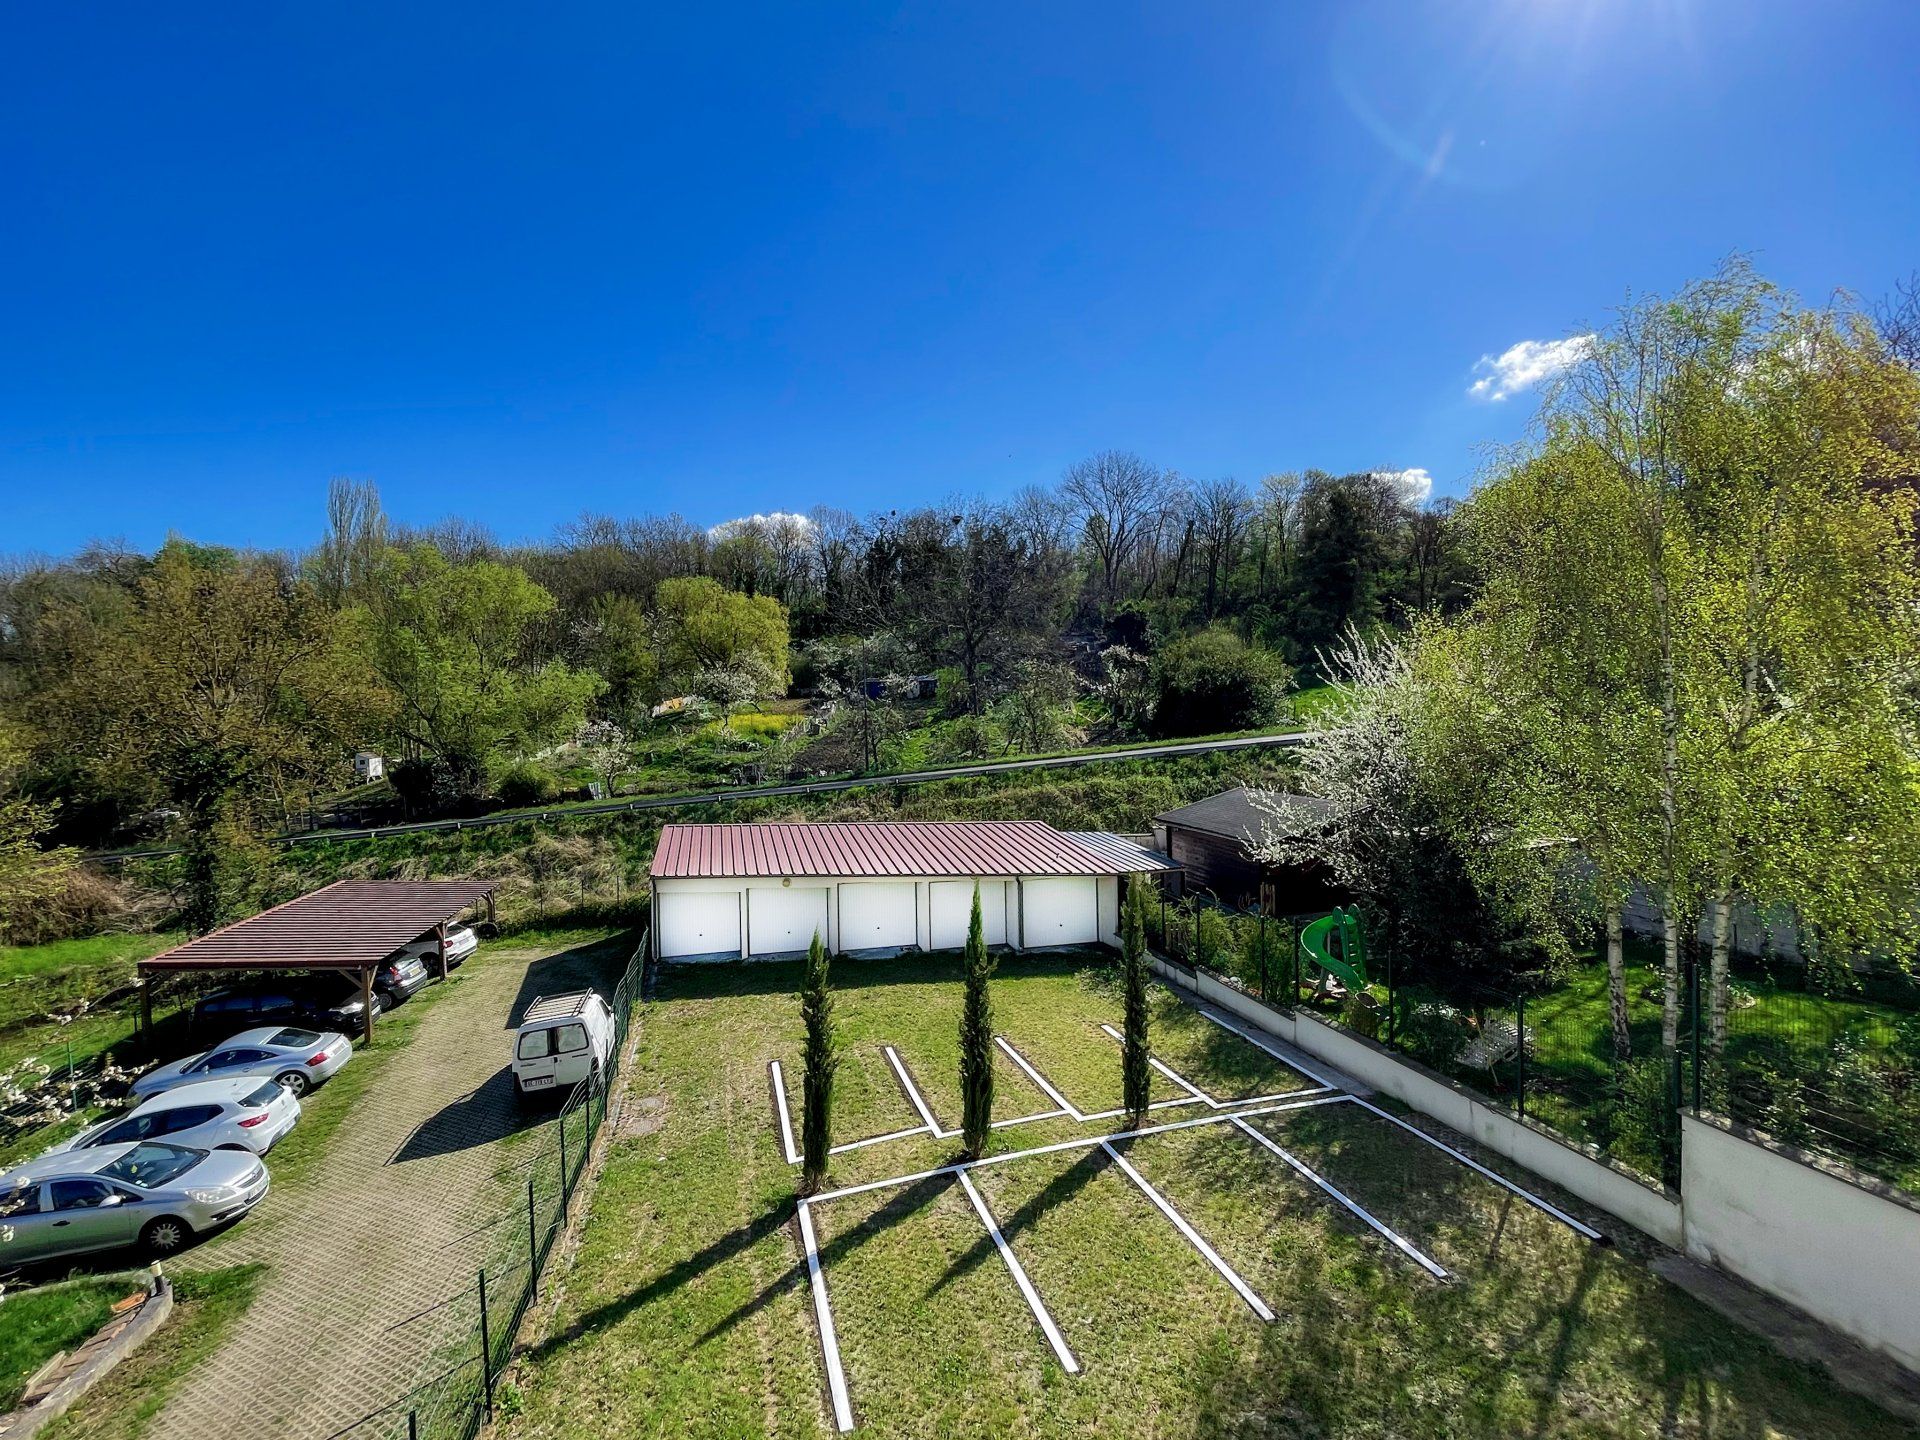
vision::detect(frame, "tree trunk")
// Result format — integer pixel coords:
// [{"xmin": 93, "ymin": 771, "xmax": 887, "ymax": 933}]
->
[
  {"xmin": 1605, "ymin": 902, "xmax": 1631, "ymax": 1063},
  {"xmin": 1707, "ymin": 893, "xmax": 1733, "ymax": 1057},
  {"xmin": 1659, "ymin": 888, "xmax": 1682, "ymax": 1058}
]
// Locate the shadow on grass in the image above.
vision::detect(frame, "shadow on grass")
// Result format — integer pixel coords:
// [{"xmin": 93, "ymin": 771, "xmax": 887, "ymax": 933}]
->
[{"xmin": 924, "ymin": 1147, "xmax": 1108, "ymax": 1299}]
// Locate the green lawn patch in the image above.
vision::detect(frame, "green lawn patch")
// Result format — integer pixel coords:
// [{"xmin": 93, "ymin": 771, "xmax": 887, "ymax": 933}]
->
[
  {"xmin": 502, "ymin": 952, "xmax": 1911, "ymax": 1439},
  {"xmin": 0, "ymin": 1273, "xmax": 146, "ymax": 1410}
]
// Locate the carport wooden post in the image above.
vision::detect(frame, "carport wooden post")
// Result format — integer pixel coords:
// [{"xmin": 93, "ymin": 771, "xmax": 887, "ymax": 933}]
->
[
  {"xmin": 361, "ymin": 965, "xmax": 376, "ymax": 1042},
  {"xmin": 434, "ymin": 922, "xmax": 449, "ymax": 981},
  {"xmin": 139, "ymin": 976, "xmax": 153, "ymax": 1054}
]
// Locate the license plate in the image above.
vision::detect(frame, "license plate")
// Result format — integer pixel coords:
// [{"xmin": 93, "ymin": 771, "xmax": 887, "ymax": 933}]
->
[{"xmin": 523, "ymin": 1075, "xmax": 554, "ymax": 1090}]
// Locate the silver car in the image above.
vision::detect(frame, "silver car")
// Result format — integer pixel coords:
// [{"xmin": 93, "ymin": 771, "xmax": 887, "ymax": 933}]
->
[
  {"xmin": 48, "ymin": 1078, "xmax": 301, "ymax": 1158},
  {"xmin": 131, "ymin": 1026, "xmax": 351, "ymax": 1100},
  {"xmin": 0, "ymin": 1141, "xmax": 269, "ymax": 1262}
]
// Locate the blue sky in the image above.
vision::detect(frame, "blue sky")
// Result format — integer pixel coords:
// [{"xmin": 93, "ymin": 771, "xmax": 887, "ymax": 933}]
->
[{"xmin": 5, "ymin": 2, "xmax": 1917, "ymax": 555}]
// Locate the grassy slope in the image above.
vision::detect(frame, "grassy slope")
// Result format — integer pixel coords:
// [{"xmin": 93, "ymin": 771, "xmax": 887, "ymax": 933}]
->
[
  {"xmin": 501, "ymin": 954, "xmax": 1911, "ymax": 1440},
  {"xmin": 39, "ymin": 1265, "xmax": 264, "ymax": 1440}
]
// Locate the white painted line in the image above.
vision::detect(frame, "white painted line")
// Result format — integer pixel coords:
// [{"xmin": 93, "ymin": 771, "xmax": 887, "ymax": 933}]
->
[
  {"xmin": 1099, "ymin": 1021, "xmax": 1219, "ymax": 1107},
  {"xmin": 796, "ymin": 1201, "xmax": 855, "ymax": 1432},
  {"xmin": 1076, "ymin": 1096, "xmax": 1209, "ymax": 1122},
  {"xmin": 991, "ymin": 1108, "xmax": 1069, "ymax": 1129},
  {"xmin": 956, "ymin": 1171, "xmax": 1081, "ymax": 1373},
  {"xmin": 807, "ymin": 1093, "xmax": 1352, "ymax": 1206},
  {"xmin": 1099, "ymin": 1141, "xmax": 1275, "ymax": 1321},
  {"xmin": 1190, "ymin": 1005, "xmax": 1344, "ymax": 1093},
  {"xmin": 1229, "ymin": 1116, "xmax": 1448, "ymax": 1280},
  {"xmin": 769, "ymin": 1060, "xmax": 800, "ymax": 1164},
  {"xmin": 1342, "ymin": 1095, "xmax": 1605, "ymax": 1242},
  {"xmin": 884, "ymin": 1045, "xmax": 946, "ymax": 1136},
  {"xmin": 994, "ymin": 1035, "xmax": 1086, "ymax": 1121},
  {"xmin": 829, "ymin": 1125, "xmax": 935, "ymax": 1156}
]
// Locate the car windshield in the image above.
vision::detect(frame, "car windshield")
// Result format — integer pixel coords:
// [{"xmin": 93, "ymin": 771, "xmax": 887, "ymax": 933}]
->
[
  {"xmin": 267, "ymin": 1028, "xmax": 322, "ymax": 1048},
  {"xmin": 96, "ymin": 1142, "xmax": 205, "ymax": 1189},
  {"xmin": 242, "ymin": 1081, "xmax": 283, "ymax": 1107}
]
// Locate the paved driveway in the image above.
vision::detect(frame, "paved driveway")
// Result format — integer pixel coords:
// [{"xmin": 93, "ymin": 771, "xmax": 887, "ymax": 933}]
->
[{"xmin": 149, "ymin": 935, "xmax": 627, "ymax": 1440}]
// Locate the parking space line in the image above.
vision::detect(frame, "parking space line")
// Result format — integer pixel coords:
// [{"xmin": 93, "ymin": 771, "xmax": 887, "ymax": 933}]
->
[
  {"xmin": 1229, "ymin": 1115, "xmax": 1449, "ymax": 1280},
  {"xmin": 993, "ymin": 1035, "xmax": 1086, "ymax": 1121},
  {"xmin": 991, "ymin": 1108, "xmax": 1069, "ymax": 1129},
  {"xmin": 1098, "ymin": 1141, "xmax": 1275, "ymax": 1321},
  {"xmin": 1342, "ymin": 1095, "xmax": 1605, "ymax": 1242},
  {"xmin": 768, "ymin": 1060, "xmax": 800, "ymax": 1164},
  {"xmin": 1097, "ymin": 1022, "xmax": 1218, "ymax": 1107},
  {"xmin": 883, "ymin": 1044, "xmax": 951, "ymax": 1137},
  {"xmin": 796, "ymin": 1201, "xmax": 855, "ymax": 1432},
  {"xmin": 956, "ymin": 1171, "xmax": 1081, "ymax": 1373},
  {"xmin": 1187, "ymin": 1004, "xmax": 1345, "ymax": 1093}
]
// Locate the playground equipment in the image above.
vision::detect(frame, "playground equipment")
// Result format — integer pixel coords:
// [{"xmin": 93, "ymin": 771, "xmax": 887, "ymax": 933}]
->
[{"xmin": 1298, "ymin": 907, "xmax": 1369, "ymax": 996}]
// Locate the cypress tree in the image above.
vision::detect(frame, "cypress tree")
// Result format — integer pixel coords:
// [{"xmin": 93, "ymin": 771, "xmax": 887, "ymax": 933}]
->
[
  {"xmin": 1121, "ymin": 879, "xmax": 1152, "ymax": 1122},
  {"xmin": 799, "ymin": 929, "xmax": 837, "ymax": 1193},
  {"xmin": 959, "ymin": 883, "xmax": 996, "ymax": 1158}
]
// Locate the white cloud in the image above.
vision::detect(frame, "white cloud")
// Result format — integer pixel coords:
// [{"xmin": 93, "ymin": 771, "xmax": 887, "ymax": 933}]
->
[
  {"xmin": 1374, "ymin": 468, "xmax": 1434, "ymax": 504},
  {"xmin": 1468, "ymin": 334, "xmax": 1594, "ymax": 401},
  {"xmin": 708, "ymin": 510, "xmax": 814, "ymax": 541}
]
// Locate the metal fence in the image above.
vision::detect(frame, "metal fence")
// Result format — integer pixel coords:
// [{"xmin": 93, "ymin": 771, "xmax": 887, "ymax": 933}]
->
[
  {"xmin": 1149, "ymin": 892, "xmax": 1920, "ymax": 1193},
  {"xmin": 1705, "ymin": 954, "xmax": 1920, "ymax": 1193},
  {"xmin": 323, "ymin": 930, "xmax": 648, "ymax": 1440}
]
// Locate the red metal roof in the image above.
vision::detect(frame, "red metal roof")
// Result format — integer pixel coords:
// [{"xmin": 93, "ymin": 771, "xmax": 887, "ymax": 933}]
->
[
  {"xmin": 649, "ymin": 822, "xmax": 1177, "ymax": 879},
  {"xmin": 137, "ymin": 879, "xmax": 496, "ymax": 973}
]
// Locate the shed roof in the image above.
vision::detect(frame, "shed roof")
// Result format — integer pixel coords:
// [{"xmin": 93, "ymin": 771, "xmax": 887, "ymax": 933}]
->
[
  {"xmin": 1154, "ymin": 787, "xmax": 1333, "ymax": 847},
  {"xmin": 138, "ymin": 879, "xmax": 496, "ymax": 973},
  {"xmin": 649, "ymin": 821, "xmax": 1177, "ymax": 879}
]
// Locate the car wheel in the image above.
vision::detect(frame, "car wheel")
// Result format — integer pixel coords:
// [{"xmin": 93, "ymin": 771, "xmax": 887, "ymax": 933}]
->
[
  {"xmin": 275, "ymin": 1069, "xmax": 311, "ymax": 1096},
  {"xmin": 143, "ymin": 1216, "xmax": 189, "ymax": 1256}
]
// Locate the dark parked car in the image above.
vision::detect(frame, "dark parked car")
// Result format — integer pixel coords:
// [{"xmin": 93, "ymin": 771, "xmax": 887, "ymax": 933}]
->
[{"xmin": 193, "ymin": 980, "xmax": 386, "ymax": 1038}]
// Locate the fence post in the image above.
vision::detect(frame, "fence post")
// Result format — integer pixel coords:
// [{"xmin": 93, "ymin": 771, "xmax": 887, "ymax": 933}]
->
[
  {"xmin": 1385, "ymin": 952, "xmax": 1395, "ymax": 1048},
  {"xmin": 528, "ymin": 1177, "xmax": 540, "ymax": 1288},
  {"xmin": 478, "ymin": 1268, "xmax": 494, "ymax": 1419},
  {"xmin": 1515, "ymin": 993, "xmax": 1527, "ymax": 1121},
  {"xmin": 1258, "ymin": 913, "xmax": 1268, "ymax": 1002},
  {"xmin": 559, "ymin": 1111, "xmax": 571, "ymax": 1223},
  {"xmin": 408, "ymin": 1410, "xmax": 418, "ymax": 1440}
]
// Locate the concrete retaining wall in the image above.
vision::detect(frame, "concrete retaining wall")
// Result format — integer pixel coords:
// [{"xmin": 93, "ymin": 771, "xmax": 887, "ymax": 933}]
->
[{"xmin": 1681, "ymin": 1113, "xmax": 1920, "ymax": 1374}]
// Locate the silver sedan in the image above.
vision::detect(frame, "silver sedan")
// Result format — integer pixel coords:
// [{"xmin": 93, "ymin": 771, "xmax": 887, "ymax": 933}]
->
[
  {"xmin": 131, "ymin": 1026, "xmax": 352, "ymax": 1100},
  {"xmin": 0, "ymin": 1141, "xmax": 269, "ymax": 1262}
]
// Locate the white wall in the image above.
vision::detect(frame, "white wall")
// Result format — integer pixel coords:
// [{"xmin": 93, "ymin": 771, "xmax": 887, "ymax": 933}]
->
[
  {"xmin": 1681, "ymin": 1114, "xmax": 1920, "ymax": 1374},
  {"xmin": 1151, "ymin": 957, "xmax": 1686, "ymax": 1248}
]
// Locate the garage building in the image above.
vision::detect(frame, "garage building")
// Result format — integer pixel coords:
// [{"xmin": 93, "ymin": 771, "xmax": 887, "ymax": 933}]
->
[{"xmin": 649, "ymin": 821, "xmax": 1176, "ymax": 961}]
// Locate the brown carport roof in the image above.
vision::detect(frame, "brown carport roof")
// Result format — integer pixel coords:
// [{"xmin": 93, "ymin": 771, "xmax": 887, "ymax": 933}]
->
[{"xmin": 137, "ymin": 878, "xmax": 496, "ymax": 973}]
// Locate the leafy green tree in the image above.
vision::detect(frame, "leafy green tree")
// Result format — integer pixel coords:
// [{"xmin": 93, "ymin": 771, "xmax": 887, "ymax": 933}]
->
[
  {"xmin": 654, "ymin": 576, "xmax": 791, "ymax": 695},
  {"xmin": 1150, "ymin": 627, "xmax": 1290, "ymax": 739},
  {"xmin": 959, "ymin": 884, "xmax": 996, "ymax": 1158},
  {"xmin": 0, "ymin": 722, "xmax": 72, "ymax": 942},
  {"xmin": 52, "ymin": 546, "xmax": 371, "ymax": 930},
  {"xmin": 1120, "ymin": 880, "xmax": 1152, "ymax": 1121},
  {"xmin": 348, "ymin": 545, "xmax": 602, "ymax": 804},
  {"xmin": 800, "ymin": 929, "xmax": 837, "ymax": 1193}
]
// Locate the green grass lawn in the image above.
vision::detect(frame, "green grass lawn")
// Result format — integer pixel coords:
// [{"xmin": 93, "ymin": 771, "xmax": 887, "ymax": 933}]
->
[
  {"xmin": 500, "ymin": 951, "xmax": 1911, "ymax": 1440},
  {"xmin": 0, "ymin": 1273, "xmax": 149, "ymax": 1410}
]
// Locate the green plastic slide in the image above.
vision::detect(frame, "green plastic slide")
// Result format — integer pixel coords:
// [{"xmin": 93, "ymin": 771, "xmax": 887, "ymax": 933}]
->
[{"xmin": 1299, "ymin": 907, "xmax": 1369, "ymax": 993}]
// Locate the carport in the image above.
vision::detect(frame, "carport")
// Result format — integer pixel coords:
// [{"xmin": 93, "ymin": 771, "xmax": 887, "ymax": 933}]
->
[{"xmin": 136, "ymin": 878, "xmax": 497, "ymax": 1041}]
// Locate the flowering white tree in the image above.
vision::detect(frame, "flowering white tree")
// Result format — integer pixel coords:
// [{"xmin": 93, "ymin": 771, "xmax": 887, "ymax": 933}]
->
[{"xmin": 576, "ymin": 718, "xmax": 630, "ymax": 797}]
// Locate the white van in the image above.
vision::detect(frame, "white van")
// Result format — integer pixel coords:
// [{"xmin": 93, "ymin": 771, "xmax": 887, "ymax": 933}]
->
[{"xmin": 513, "ymin": 991, "xmax": 615, "ymax": 1098}]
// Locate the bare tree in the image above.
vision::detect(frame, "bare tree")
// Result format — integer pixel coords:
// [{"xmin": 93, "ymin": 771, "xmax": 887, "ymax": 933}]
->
[
  {"xmin": 1060, "ymin": 450, "xmax": 1165, "ymax": 606},
  {"xmin": 1193, "ymin": 478, "xmax": 1252, "ymax": 619}
]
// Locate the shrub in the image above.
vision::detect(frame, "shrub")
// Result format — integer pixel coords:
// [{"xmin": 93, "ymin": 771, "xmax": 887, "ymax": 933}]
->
[
  {"xmin": 1149, "ymin": 628, "xmax": 1290, "ymax": 739},
  {"xmin": 494, "ymin": 761, "xmax": 561, "ymax": 809}
]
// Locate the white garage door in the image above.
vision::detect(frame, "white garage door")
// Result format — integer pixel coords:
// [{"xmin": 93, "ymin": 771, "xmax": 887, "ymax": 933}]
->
[
  {"xmin": 658, "ymin": 889, "xmax": 741, "ymax": 959},
  {"xmin": 1020, "ymin": 877, "xmax": 1099, "ymax": 946},
  {"xmin": 838, "ymin": 882, "xmax": 918, "ymax": 951},
  {"xmin": 930, "ymin": 880, "xmax": 1007, "ymax": 950},
  {"xmin": 747, "ymin": 886, "xmax": 830, "ymax": 956}
]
